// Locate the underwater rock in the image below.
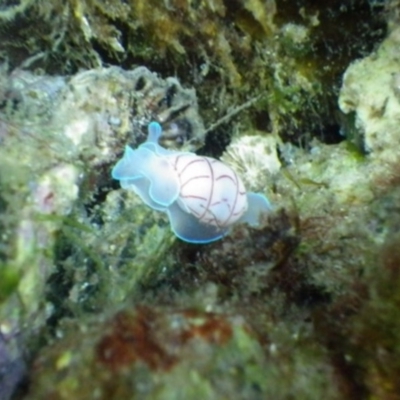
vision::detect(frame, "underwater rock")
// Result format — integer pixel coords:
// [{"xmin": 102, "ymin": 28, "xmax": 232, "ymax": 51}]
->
[
  {"xmin": 0, "ymin": 4, "xmax": 396, "ymax": 399},
  {"xmin": 0, "ymin": 330, "xmax": 26, "ymax": 400},
  {"xmin": 27, "ymin": 306, "xmax": 268, "ymax": 400},
  {"xmin": 221, "ymin": 132, "xmax": 281, "ymax": 193},
  {"xmin": 0, "ymin": 65, "xmax": 205, "ymax": 397},
  {"xmin": 3, "ymin": 66, "xmax": 204, "ymax": 159},
  {"xmin": 0, "ymin": 0, "xmax": 385, "ymax": 147},
  {"xmin": 339, "ymin": 27, "xmax": 400, "ymax": 164}
]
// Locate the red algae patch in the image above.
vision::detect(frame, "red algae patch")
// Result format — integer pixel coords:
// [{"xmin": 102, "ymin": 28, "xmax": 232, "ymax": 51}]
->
[
  {"xmin": 96, "ymin": 307, "xmax": 234, "ymax": 372},
  {"xmin": 179, "ymin": 310, "xmax": 233, "ymax": 346},
  {"xmin": 96, "ymin": 307, "xmax": 176, "ymax": 371},
  {"xmin": 27, "ymin": 305, "xmax": 265, "ymax": 400}
]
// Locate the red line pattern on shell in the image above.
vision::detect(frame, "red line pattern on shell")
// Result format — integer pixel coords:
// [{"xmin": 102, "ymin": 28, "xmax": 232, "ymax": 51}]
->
[
  {"xmin": 216, "ymin": 172, "xmax": 238, "ymax": 227},
  {"xmin": 177, "ymin": 157, "xmax": 205, "ymax": 175},
  {"xmin": 181, "ymin": 175, "xmax": 212, "ymax": 190},
  {"xmin": 215, "ymin": 174, "xmax": 236, "ymax": 183},
  {"xmin": 199, "ymin": 157, "xmax": 214, "ymax": 221},
  {"xmin": 173, "ymin": 154, "xmax": 248, "ymax": 229}
]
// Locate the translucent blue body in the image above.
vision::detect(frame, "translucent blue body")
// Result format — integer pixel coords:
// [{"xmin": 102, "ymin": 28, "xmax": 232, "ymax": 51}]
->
[{"xmin": 112, "ymin": 122, "xmax": 272, "ymax": 243}]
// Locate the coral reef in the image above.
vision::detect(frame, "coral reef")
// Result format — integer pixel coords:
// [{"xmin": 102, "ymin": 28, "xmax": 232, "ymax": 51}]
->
[
  {"xmin": 28, "ymin": 306, "xmax": 270, "ymax": 400},
  {"xmin": 0, "ymin": 0, "xmax": 386, "ymax": 145},
  {"xmin": 339, "ymin": 26, "xmax": 400, "ymax": 164},
  {"xmin": 1, "ymin": 1, "xmax": 400, "ymax": 400},
  {"xmin": 0, "ymin": 65, "xmax": 204, "ymax": 397},
  {"xmin": 221, "ymin": 131, "xmax": 281, "ymax": 193}
]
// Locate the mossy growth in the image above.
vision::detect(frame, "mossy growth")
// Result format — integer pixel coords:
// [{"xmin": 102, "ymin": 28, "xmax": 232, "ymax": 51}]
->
[
  {"xmin": 0, "ymin": 264, "xmax": 21, "ymax": 303},
  {"xmin": 0, "ymin": 2, "xmax": 398, "ymax": 399},
  {"xmin": 0, "ymin": 0, "xmax": 386, "ymax": 148}
]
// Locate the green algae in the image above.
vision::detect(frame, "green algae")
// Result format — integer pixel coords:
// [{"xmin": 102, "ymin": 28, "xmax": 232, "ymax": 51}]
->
[
  {"xmin": 0, "ymin": 263, "xmax": 21, "ymax": 303},
  {"xmin": 0, "ymin": 0, "xmax": 385, "ymax": 147},
  {"xmin": 0, "ymin": 2, "xmax": 399, "ymax": 400},
  {"xmin": 27, "ymin": 308, "xmax": 270, "ymax": 400}
]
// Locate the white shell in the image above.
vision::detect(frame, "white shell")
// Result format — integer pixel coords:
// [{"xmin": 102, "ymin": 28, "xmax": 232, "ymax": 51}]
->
[
  {"xmin": 112, "ymin": 122, "xmax": 271, "ymax": 243},
  {"xmin": 171, "ymin": 154, "xmax": 248, "ymax": 228}
]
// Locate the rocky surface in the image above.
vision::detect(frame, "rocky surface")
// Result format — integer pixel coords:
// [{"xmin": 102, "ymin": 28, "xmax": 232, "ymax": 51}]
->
[{"xmin": 1, "ymin": 1, "xmax": 400, "ymax": 400}]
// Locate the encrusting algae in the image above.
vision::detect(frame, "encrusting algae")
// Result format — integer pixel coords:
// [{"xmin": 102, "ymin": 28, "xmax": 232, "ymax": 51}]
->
[{"xmin": 1, "ymin": 1, "xmax": 400, "ymax": 400}]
